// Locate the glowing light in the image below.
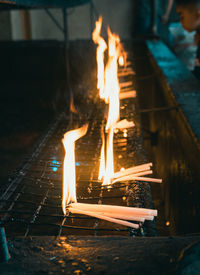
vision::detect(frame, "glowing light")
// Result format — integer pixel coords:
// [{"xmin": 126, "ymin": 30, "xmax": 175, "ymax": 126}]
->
[
  {"xmin": 62, "ymin": 124, "xmax": 88, "ymax": 215},
  {"xmin": 97, "ymin": 24, "xmax": 122, "ymax": 185},
  {"xmin": 103, "ymin": 127, "xmax": 114, "ymax": 185},
  {"xmin": 166, "ymin": 221, "xmax": 170, "ymax": 227},
  {"xmin": 119, "ymin": 56, "xmax": 124, "ymax": 66},
  {"xmin": 98, "ymin": 131, "xmax": 105, "ymax": 180},
  {"xmin": 92, "ymin": 16, "xmax": 107, "ymax": 98}
]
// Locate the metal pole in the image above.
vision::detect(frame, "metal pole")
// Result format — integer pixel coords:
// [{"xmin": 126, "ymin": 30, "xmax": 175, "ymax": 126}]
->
[
  {"xmin": 62, "ymin": 8, "xmax": 71, "ymax": 115},
  {"xmin": 90, "ymin": 0, "xmax": 94, "ymax": 38},
  {"xmin": 0, "ymin": 227, "xmax": 10, "ymax": 262},
  {"xmin": 151, "ymin": 0, "xmax": 157, "ymax": 35},
  {"xmin": 20, "ymin": 9, "xmax": 31, "ymax": 40}
]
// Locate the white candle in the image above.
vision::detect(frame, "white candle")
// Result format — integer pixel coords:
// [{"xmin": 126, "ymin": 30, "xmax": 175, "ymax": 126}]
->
[
  {"xmin": 114, "ymin": 119, "xmax": 135, "ymax": 129},
  {"xmin": 118, "ymin": 71, "xmax": 135, "ymax": 77},
  {"xmin": 70, "ymin": 202, "xmax": 157, "ymax": 217},
  {"xmin": 69, "ymin": 207, "xmax": 139, "ymax": 229},
  {"xmin": 112, "ymin": 170, "xmax": 153, "ymax": 183},
  {"xmin": 114, "ymin": 163, "xmax": 152, "ymax": 179},
  {"xmin": 119, "ymin": 91, "xmax": 137, "ymax": 100},
  {"xmin": 119, "ymin": 176, "xmax": 162, "ymax": 183},
  {"xmin": 119, "ymin": 81, "xmax": 133, "ymax": 88},
  {"xmin": 97, "ymin": 212, "xmax": 146, "ymax": 222}
]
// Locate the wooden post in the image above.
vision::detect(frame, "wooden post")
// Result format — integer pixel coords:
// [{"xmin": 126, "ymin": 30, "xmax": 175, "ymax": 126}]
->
[{"xmin": 20, "ymin": 10, "xmax": 31, "ymax": 40}]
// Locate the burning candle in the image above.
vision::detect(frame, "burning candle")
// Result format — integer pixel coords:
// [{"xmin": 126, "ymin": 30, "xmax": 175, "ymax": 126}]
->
[
  {"xmin": 62, "ymin": 124, "xmax": 88, "ymax": 214},
  {"xmin": 114, "ymin": 119, "xmax": 135, "ymax": 130},
  {"xmin": 92, "ymin": 16, "xmax": 107, "ymax": 99},
  {"xmin": 61, "ymin": 17, "xmax": 159, "ymax": 230},
  {"xmin": 68, "ymin": 208, "xmax": 139, "ymax": 229},
  {"xmin": 69, "ymin": 203, "xmax": 157, "ymax": 217},
  {"xmin": 119, "ymin": 90, "xmax": 137, "ymax": 100}
]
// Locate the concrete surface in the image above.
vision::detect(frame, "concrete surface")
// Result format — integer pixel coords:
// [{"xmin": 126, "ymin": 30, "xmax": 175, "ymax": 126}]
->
[{"xmin": 0, "ymin": 235, "xmax": 199, "ymax": 274}]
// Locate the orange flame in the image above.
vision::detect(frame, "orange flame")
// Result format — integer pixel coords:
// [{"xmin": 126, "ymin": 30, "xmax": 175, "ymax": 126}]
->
[
  {"xmin": 98, "ymin": 129, "xmax": 105, "ymax": 180},
  {"xmin": 103, "ymin": 127, "xmax": 114, "ymax": 185},
  {"xmin": 98, "ymin": 27, "xmax": 121, "ymax": 185},
  {"xmin": 118, "ymin": 56, "xmax": 124, "ymax": 66},
  {"xmin": 92, "ymin": 16, "xmax": 107, "ymax": 99},
  {"xmin": 62, "ymin": 124, "xmax": 88, "ymax": 215}
]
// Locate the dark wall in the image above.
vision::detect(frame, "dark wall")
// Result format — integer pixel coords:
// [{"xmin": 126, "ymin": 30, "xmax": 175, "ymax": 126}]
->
[
  {"xmin": 0, "ymin": 40, "xmax": 67, "ymax": 182},
  {"xmin": 0, "ymin": 40, "xmax": 67, "ymax": 137},
  {"xmin": 0, "ymin": 39, "xmax": 96, "ymax": 183}
]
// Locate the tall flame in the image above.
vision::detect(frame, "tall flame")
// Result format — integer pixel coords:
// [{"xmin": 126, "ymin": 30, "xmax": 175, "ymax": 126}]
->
[
  {"xmin": 98, "ymin": 26, "xmax": 121, "ymax": 185},
  {"xmin": 62, "ymin": 124, "xmax": 88, "ymax": 214},
  {"xmin": 104, "ymin": 28, "xmax": 120, "ymax": 128},
  {"xmin": 103, "ymin": 127, "xmax": 114, "ymax": 185},
  {"xmin": 92, "ymin": 16, "xmax": 107, "ymax": 98},
  {"xmin": 98, "ymin": 129, "xmax": 105, "ymax": 180}
]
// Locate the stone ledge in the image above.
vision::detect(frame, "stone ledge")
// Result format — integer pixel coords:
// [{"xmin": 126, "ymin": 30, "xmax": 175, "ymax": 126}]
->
[
  {"xmin": 147, "ymin": 40, "xmax": 200, "ymax": 149},
  {"xmin": 0, "ymin": 235, "xmax": 199, "ymax": 274}
]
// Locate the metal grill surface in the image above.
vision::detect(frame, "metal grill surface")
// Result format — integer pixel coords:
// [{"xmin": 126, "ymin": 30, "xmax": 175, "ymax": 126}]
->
[{"xmin": 0, "ymin": 53, "xmax": 155, "ymax": 237}]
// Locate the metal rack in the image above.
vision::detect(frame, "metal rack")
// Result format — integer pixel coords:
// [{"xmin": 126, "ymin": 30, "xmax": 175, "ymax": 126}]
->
[{"xmin": 0, "ymin": 52, "xmax": 155, "ymax": 237}]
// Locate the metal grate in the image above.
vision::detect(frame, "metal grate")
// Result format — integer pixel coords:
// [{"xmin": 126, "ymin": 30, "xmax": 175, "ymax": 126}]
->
[{"xmin": 0, "ymin": 52, "xmax": 155, "ymax": 237}]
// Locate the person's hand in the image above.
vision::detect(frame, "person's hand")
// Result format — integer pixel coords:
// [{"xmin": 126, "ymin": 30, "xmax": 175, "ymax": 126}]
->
[
  {"xmin": 162, "ymin": 14, "xmax": 169, "ymax": 24},
  {"xmin": 194, "ymin": 32, "xmax": 200, "ymax": 45}
]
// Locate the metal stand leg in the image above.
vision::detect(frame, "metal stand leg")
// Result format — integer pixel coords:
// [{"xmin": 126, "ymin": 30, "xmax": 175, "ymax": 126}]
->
[
  {"xmin": 63, "ymin": 8, "xmax": 71, "ymax": 118},
  {"xmin": 0, "ymin": 227, "xmax": 10, "ymax": 262},
  {"xmin": 90, "ymin": 0, "xmax": 94, "ymax": 38},
  {"xmin": 151, "ymin": 0, "xmax": 157, "ymax": 35}
]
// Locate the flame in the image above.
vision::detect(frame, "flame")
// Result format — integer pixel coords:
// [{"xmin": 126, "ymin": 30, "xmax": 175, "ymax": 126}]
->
[
  {"xmin": 99, "ymin": 28, "xmax": 121, "ymax": 185},
  {"xmin": 104, "ymin": 28, "xmax": 120, "ymax": 108},
  {"xmin": 94, "ymin": 18, "xmax": 124, "ymax": 185},
  {"xmin": 118, "ymin": 56, "xmax": 124, "ymax": 66},
  {"xmin": 62, "ymin": 124, "xmax": 88, "ymax": 215},
  {"xmin": 92, "ymin": 16, "xmax": 107, "ymax": 98},
  {"xmin": 70, "ymin": 92, "xmax": 78, "ymax": 114},
  {"xmin": 98, "ymin": 129, "xmax": 105, "ymax": 180},
  {"xmin": 103, "ymin": 127, "xmax": 114, "ymax": 185}
]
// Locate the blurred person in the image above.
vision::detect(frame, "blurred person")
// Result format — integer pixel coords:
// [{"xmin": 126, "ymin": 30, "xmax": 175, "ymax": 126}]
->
[{"xmin": 175, "ymin": 0, "xmax": 200, "ymax": 79}]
